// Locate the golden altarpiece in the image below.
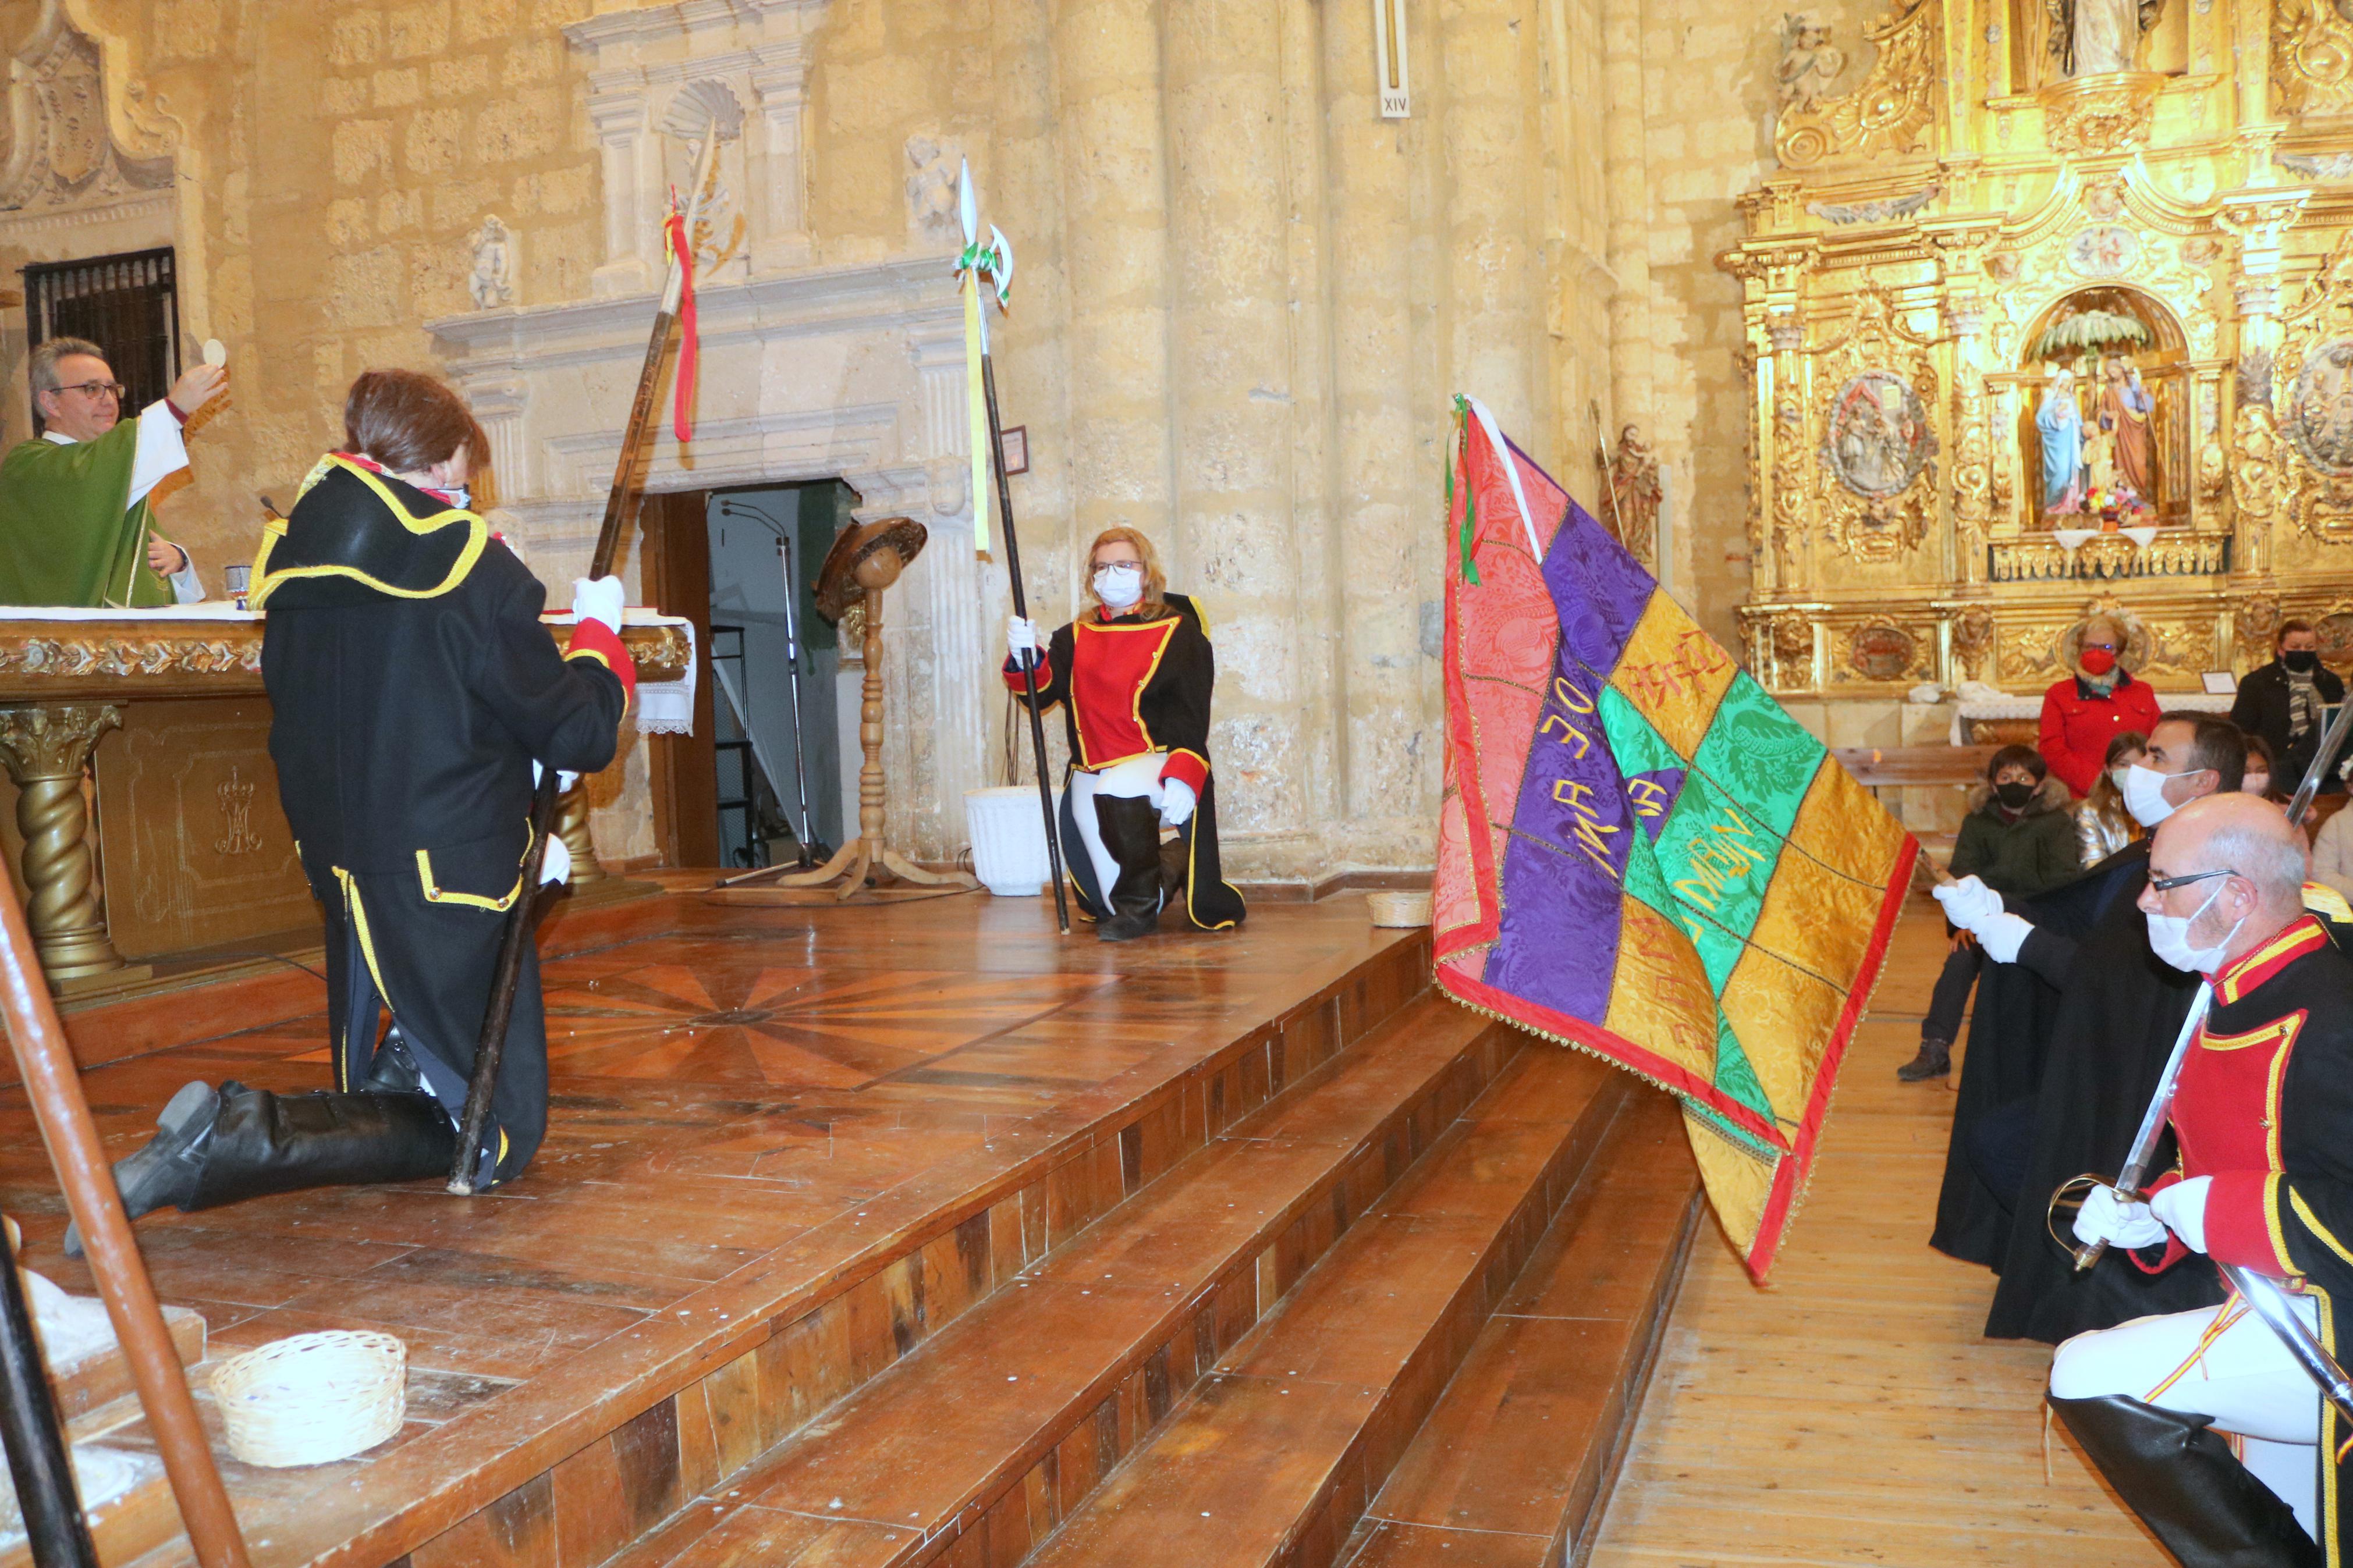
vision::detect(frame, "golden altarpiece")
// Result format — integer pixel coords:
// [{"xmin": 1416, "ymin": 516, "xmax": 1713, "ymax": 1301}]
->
[{"xmin": 1726, "ymin": 0, "xmax": 2353, "ymax": 714}]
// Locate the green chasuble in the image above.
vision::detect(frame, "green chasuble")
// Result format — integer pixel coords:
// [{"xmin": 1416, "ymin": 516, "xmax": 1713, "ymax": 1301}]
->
[{"xmin": 0, "ymin": 417, "xmax": 175, "ymax": 607}]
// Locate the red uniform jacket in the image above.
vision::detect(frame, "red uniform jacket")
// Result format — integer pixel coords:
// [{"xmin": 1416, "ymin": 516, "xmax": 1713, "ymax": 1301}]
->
[{"xmin": 2038, "ymin": 671, "xmax": 2165, "ymax": 798}]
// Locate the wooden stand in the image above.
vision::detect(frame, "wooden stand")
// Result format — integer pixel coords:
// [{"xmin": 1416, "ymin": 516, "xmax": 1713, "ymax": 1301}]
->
[{"xmin": 725, "ymin": 541, "xmax": 974, "ymax": 898}]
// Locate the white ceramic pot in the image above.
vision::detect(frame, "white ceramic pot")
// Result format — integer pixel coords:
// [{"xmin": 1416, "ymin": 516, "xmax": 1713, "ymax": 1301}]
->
[{"xmin": 965, "ymin": 785, "xmax": 1064, "ymax": 897}]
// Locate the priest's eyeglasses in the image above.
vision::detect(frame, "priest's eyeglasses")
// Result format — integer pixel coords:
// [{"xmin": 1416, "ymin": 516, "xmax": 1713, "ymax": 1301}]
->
[
  {"xmin": 2146, "ymin": 866, "xmax": 2239, "ymax": 893},
  {"xmin": 54, "ymin": 381, "xmax": 127, "ymax": 402}
]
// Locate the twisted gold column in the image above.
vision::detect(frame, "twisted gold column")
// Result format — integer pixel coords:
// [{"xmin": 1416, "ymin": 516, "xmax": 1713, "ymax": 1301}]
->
[
  {"xmin": 0, "ymin": 705, "xmax": 125, "ymax": 984},
  {"xmin": 555, "ymin": 778, "xmax": 606, "ymax": 887}
]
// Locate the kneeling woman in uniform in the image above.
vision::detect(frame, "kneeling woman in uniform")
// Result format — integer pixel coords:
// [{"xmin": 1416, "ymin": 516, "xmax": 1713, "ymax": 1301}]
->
[
  {"xmin": 76, "ymin": 369, "xmax": 633, "ymax": 1250},
  {"xmin": 1005, "ymin": 527, "xmax": 1244, "ymax": 940}
]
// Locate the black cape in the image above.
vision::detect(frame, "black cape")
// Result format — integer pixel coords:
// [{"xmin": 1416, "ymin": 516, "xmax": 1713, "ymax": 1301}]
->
[{"xmin": 1930, "ymin": 840, "xmax": 2225, "ymax": 1342}]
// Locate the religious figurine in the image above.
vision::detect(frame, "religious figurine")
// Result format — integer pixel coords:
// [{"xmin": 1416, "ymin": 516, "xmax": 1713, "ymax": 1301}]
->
[
  {"xmin": 904, "ymin": 135, "xmax": 961, "ymax": 240},
  {"xmin": 2046, "ymin": 0, "xmax": 2164, "ymax": 77},
  {"xmin": 1600, "ymin": 422, "xmax": 1664, "ymax": 563},
  {"xmin": 2038, "ymin": 369, "xmax": 2086, "ymax": 514},
  {"xmin": 1774, "ymin": 11, "xmax": 1846, "ymax": 112},
  {"xmin": 469, "ymin": 215, "xmax": 513, "ymax": 310},
  {"xmin": 2098, "ymin": 358, "xmax": 2155, "ymax": 500},
  {"xmin": 2085, "ymin": 425, "xmax": 2118, "ymax": 497}
]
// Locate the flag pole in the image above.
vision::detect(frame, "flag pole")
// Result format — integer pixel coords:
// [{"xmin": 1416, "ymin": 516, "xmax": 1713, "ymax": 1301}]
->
[
  {"xmin": 449, "ymin": 125, "xmax": 724, "ymax": 1194},
  {"xmin": 961, "ymin": 163, "xmax": 1070, "ymax": 935}
]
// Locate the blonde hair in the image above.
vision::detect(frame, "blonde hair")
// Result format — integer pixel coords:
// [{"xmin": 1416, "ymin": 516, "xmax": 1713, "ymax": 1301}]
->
[{"xmin": 1085, "ymin": 527, "xmax": 1170, "ymax": 618}]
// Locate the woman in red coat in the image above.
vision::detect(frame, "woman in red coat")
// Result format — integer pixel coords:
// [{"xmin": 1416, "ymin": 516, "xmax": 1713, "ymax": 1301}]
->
[{"xmin": 2038, "ymin": 612, "xmax": 2164, "ymax": 798}]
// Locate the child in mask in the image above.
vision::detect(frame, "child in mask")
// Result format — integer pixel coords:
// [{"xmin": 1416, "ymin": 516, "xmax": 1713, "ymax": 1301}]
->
[
  {"xmin": 2076, "ymin": 730, "xmax": 2145, "ymax": 867},
  {"xmin": 1900, "ymin": 745, "xmax": 2078, "ymax": 1082},
  {"xmin": 1005, "ymin": 528, "xmax": 1245, "ymax": 940}
]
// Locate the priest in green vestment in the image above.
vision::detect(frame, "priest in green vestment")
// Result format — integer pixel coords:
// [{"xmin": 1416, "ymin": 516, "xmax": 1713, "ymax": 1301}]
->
[{"xmin": 0, "ymin": 336, "xmax": 226, "ymax": 607}]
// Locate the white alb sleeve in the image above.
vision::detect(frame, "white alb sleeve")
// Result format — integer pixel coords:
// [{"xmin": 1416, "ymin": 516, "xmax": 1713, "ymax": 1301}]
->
[
  {"xmin": 127, "ymin": 401, "xmax": 190, "ymax": 507},
  {"xmin": 166, "ymin": 551, "xmax": 205, "ymax": 603}
]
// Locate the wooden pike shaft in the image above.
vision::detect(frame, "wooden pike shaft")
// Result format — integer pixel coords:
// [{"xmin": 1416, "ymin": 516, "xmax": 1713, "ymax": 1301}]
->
[
  {"xmin": 0, "ymin": 881, "xmax": 249, "ymax": 1566},
  {"xmin": 449, "ymin": 127, "xmax": 722, "ymax": 1194}
]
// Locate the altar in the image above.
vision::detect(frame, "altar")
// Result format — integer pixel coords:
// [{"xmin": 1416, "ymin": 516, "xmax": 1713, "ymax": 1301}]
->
[
  {"xmin": 1722, "ymin": 0, "xmax": 2353, "ymax": 770},
  {"xmin": 0, "ymin": 606, "xmax": 691, "ymax": 992}
]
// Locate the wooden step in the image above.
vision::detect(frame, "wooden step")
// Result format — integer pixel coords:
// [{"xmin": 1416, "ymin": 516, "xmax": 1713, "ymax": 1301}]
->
[
  {"xmin": 1337, "ymin": 1090, "xmax": 1702, "ymax": 1568},
  {"xmin": 1018, "ymin": 1045, "xmax": 1642, "ymax": 1568},
  {"xmin": 607, "ymin": 1000, "xmax": 1612, "ymax": 1568}
]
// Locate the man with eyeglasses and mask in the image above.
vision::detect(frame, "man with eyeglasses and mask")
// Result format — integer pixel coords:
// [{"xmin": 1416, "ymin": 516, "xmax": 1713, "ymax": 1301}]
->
[
  {"xmin": 1930, "ymin": 713, "xmax": 2246, "ymax": 1343},
  {"xmin": 0, "ymin": 336, "xmax": 225, "ymax": 606},
  {"xmin": 2052, "ymin": 791, "xmax": 2352, "ymax": 1567}
]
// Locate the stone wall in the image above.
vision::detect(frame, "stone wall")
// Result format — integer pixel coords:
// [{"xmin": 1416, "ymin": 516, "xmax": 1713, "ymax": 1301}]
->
[{"xmin": 6, "ymin": 0, "xmax": 1647, "ymax": 881}]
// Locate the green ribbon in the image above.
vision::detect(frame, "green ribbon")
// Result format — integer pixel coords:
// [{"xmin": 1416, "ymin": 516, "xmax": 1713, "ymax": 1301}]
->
[
  {"xmin": 1450, "ymin": 395, "xmax": 1479, "ymax": 586},
  {"xmin": 957, "ymin": 243, "xmax": 1012, "ymax": 308}
]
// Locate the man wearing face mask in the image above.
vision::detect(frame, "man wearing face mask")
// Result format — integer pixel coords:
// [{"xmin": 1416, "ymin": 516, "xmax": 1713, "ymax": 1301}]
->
[
  {"xmin": 1005, "ymin": 527, "xmax": 1245, "ymax": 940},
  {"xmin": 2232, "ymin": 620, "xmax": 2347, "ymax": 799},
  {"xmin": 2039, "ymin": 613, "xmax": 2167, "ymax": 798},
  {"xmin": 2052, "ymin": 792, "xmax": 2352, "ymax": 1566},
  {"xmin": 1930, "ymin": 713, "xmax": 2241, "ymax": 1341}
]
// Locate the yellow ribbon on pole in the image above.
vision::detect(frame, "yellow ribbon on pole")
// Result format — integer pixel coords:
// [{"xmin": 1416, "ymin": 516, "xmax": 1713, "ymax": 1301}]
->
[{"xmin": 965, "ymin": 273, "xmax": 992, "ymax": 557}]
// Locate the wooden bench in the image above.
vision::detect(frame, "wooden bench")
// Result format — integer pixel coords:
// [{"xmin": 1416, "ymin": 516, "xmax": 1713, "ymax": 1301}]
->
[{"xmin": 1831, "ymin": 744, "xmax": 2000, "ymax": 790}]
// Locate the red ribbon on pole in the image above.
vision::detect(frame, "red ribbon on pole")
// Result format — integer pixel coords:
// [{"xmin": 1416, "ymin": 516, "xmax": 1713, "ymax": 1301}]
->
[{"xmin": 664, "ymin": 207, "xmax": 698, "ymax": 443}]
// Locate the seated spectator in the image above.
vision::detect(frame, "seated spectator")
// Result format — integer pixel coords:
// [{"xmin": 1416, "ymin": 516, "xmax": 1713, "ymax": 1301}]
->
[
  {"xmin": 1900, "ymin": 745, "xmax": 2078, "ymax": 1082},
  {"xmin": 2039, "ymin": 613, "xmax": 2164, "ymax": 798},
  {"xmin": 2075, "ymin": 730, "xmax": 2144, "ymax": 867},
  {"xmin": 2241, "ymin": 732, "xmax": 2276, "ymax": 799},
  {"xmin": 2312, "ymin": 802, "xmax": 2353, "ymax": 903},
  {"xmin": 2229, "ymin": 617, "xmax": 2344, "ymax": 797}
]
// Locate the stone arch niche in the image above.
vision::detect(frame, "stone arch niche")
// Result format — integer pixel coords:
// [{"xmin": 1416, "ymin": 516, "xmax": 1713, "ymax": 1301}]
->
[{"xmin": 2012, "ymin": 283, "xmax": 2190, "ymax": 529}]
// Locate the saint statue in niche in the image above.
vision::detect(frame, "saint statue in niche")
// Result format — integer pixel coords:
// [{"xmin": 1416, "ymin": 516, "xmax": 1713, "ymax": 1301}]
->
[
  {"xmin": 2038, "ymin": 370, "xmax": 2086, "ymax": 513},
  {"xmin": 2098, "ymin": 357, "xmax": 2155, "ymax": 498},
  {"xmin": 2288, "ymin": 339, "xmax": 2353, "ymax": 479},
  {"xmin": 2045, "ymin": 0, "xmax": 2164, "ymax": 77},
  {"xmin": 1822, "ymin": 370, "xmax": 1933, "ymax": 499}
]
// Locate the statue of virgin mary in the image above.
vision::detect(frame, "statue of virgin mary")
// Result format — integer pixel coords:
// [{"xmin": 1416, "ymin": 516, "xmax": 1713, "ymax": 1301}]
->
[
  {"xmin": 2038, "ymin": 371, "xmax": 2085, "ymax": 513},
  {"xmin": 2047, "ymin": 0, "xmax": 2162, "ymax": 77}
]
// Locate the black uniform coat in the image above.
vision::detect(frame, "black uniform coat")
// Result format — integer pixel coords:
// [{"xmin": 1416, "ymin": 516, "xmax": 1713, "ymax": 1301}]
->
[
  {"xmin": 2231, "ymin": 659, "xmax": 2347, "ymax": 796},
  {"xmin": 1008, "ymin": 593, "xmax": 1245, "ymax": 931},
  {"xmin": 251, "ymin": 455, "xmax": 629, "ymax": 1181}
]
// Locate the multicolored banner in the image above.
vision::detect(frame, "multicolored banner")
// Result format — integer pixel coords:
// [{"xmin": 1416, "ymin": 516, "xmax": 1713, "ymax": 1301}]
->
[{"xmin": 1432, "ymin": 402, "xmax": 1916, "ymax": 1279}]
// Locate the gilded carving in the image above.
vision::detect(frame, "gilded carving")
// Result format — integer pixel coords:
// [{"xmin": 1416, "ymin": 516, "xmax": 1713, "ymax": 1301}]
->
[
  {"xmin": 2269, "ymin": 234, "xmax": 2353, "ymax": 541},
  {"xmin": 2238, "ymin": 594, "xmax": 2283, "ymax": 667},
  {"xmin": 1952, "ymin": 605, "xmax": 1996, "ymax": 680},
  {"xmin": 2233, "ymin": 403, "xmax": 2283, "ymax": 525},
  {"xmin": 2036, "ymin": 70, "xmax": 2166, "ymax": 158},
  {"xmin": 1773, "ymin": 0, "xmax": 1935, "ymax": 170},
  {"xmin": 0, "ymin": 704, "xmax": 126, "ymax": 980},
  {"xmin": 1847, "ymin": 623, "xmax": 1920, "ymax": 682},
  {"xmin": 214, "ymin": 766, "xmax": 263, "ymax": 857},
  {"xmin": 1807, "ymin": 288, "xmax": 1940, "ymax": 562},
  {"xmin": 2273, "ymin": 0, "xmax": 2353, "ymax": 120},
  {"xmin": 1769, "ymin": 609, "xmax": 1815, "ymax": 669}
]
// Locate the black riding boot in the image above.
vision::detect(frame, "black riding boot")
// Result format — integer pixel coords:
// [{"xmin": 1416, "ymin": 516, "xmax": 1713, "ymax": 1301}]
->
[
  {"xmin": 184, "ymin": 1085, "xmax": 458, "ymax": 1211},
  {"xmin": 1160, "ymin": 834, "xmax": 1190, "ymax": 926},
  {"xmin": 2050, "ymin": 1394, "xmax": 2322, "ymax": 1568},
  {"xmin": 1095, "ymin": 795, "xmax": 1166, "ymax": 942}
]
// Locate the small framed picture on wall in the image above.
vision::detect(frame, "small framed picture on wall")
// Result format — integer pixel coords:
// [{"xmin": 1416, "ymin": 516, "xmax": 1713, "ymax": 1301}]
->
[{"xmin": 999, "ymin": 425, "xmax": 1029, "ymax": 476}]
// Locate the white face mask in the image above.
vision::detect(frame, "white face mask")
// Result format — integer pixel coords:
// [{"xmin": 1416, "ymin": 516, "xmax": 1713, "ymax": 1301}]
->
[
  {"xmin": 2145, "ymin": 882, "xmax": 2245, "ymax": 975},
  {"xmin": 2121, "ymin": 762, "xmax": 2191, "ymax": 827},
  {"xmin": 1094, "ymin": 564, "xmax": 1143, "ymax": 609}
]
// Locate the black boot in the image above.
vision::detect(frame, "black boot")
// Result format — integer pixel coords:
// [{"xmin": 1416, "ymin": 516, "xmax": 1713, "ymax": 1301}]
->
[
  {"xmin": 1095, "ymin": 795, "xmax": 1166, "ymax": 942},
  {"xmin": 1896, "ymin": 1036, "xmax": 1951, "ymax": 1082},
  {"xmin": 2050, "ymin": 1394, "xmax": 2322, "ymax": 1567},
  {"xmin": 65, "ymin": 1080, "xmax": 219, "ymax": 1257},
  {"xmin": 361, "ymin": 1026, "xmax": 428, "ymax": 1096},
  {"xmin": 1160, "ymin": 834, "xmax": 1190, "ymax": 926},
  {"xmin": 184, "ymin": 1085, "xmax": 458, "ymax": 1211}
]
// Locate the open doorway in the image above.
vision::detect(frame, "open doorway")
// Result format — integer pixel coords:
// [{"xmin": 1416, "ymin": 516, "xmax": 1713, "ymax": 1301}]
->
[{"xmin": 705, "ymin": 483, "xmax": 854, "ymax": 869}]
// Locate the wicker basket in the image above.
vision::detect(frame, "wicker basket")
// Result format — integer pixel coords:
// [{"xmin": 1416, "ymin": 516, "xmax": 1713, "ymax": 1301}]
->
[
  {"xmin": 210, "ymin": 1331, "xmax": 406, "ymax": 1468},
  {"xmin": 1365, "ymin": 890, "xmax": 1433, "ymax": 928}
]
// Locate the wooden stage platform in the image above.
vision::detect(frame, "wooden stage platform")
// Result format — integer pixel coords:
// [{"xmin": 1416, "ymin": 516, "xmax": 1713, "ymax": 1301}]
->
[{"xmin": 1, "ymin": 884, "xmax": 1702, "ymax": 1568}]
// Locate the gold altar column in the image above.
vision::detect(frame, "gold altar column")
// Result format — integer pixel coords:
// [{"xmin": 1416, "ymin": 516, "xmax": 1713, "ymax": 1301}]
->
[
  {"xmin": 2219, "ymin": 187, "xmax": 2311, "ymax": 581},
  {"xmin": 0, "ymin": 706, "xmax": 127, "ymax": 982}
]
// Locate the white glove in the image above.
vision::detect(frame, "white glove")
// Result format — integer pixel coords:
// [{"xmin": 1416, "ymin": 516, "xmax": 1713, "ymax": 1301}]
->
[
  {"xmin": 1932, "ymin": 874, "xmax": 2004, "ymax": 930},
  {"xmin": 1976, "ymin": 912, "xmax": 2035, "ymax": 965},
  {"xmin": 1007, "ymin": 614, "xmax": 1044, "ymax": 669},
  {"xmin": 539, "ymin": 831, "xmax": 572, "ymax": 887},
  {"xmin": 531, "ymin": 761, "xmax": 580, "ymax": 792},
  {"xmin": 2150, "ymin": 1176, "xmax": 2213, "ymax": 1254},
  {"xmin": 1162, "ymin": 778, "xmax": 1197, "ymax": 827},
  {"xmin": 572, "ymin": 575, "xmax": 624, "ymax": 634},
  {"xmin": 2072, "ymin": 1184, "xmax": 2169, "ymax": 1251}
]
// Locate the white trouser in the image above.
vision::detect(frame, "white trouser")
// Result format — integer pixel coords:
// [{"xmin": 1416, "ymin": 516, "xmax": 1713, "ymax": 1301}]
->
[
  {"xmin": 2051, "ymin": 1295, "xmax": 2323, "ymax": 1538},
  {"xmin": 1069, "ymin": 753, "xmax": 1167, "ymax": 909}
]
